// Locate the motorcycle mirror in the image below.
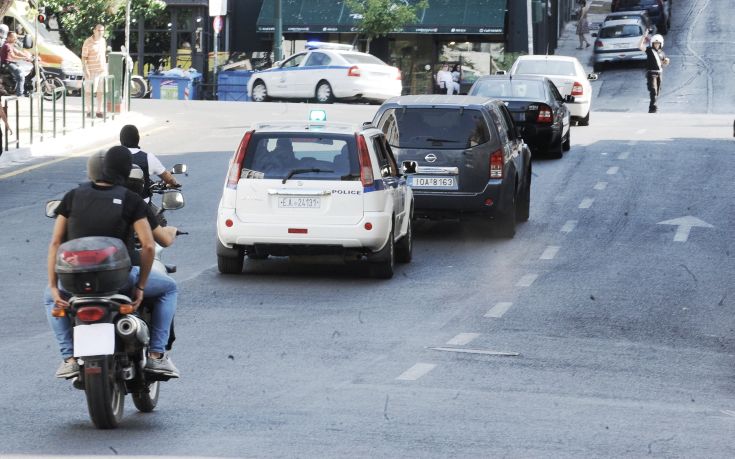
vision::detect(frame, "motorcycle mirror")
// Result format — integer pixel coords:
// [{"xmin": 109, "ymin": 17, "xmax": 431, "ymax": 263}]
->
[
  {"xmin": 45, "ymin": 200, "xmax": 61, "ymax": 218},
  {"xmin": 22, "ymin": 34, "xmax": 33, "ymax": 49},
  {"xmin": 171, "ymin": 163, "xmax": 187, "ymax": 175},
  {"xmin": 161, "ymin": 190, "xmax": 185, "ymax": 210}
]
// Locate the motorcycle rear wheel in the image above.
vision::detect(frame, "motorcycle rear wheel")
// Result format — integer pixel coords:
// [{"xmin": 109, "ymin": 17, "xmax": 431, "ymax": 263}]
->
[
  {"xmin": 84, "ymin": 357, "xmax": 125, "ymax": 429},
  {"xmin": 132, "ymin": 380, "xmax": 160, "ymax": 412},
  {"xmin": 39, "ymin": 76, "xmax": 65, "ymax": 101}
]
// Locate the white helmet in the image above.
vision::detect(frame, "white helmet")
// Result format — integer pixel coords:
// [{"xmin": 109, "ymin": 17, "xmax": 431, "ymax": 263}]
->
[{"xmin": 651, "ymin": 34, "xmax": 664, "ymax": 47}]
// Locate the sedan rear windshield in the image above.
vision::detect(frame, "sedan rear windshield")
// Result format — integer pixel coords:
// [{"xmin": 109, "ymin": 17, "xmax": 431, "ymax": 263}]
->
[
  {"xmin": 379, "ymin": 108, "xmax": 491, "ymax": 150},
  {"xmin": 515, "ymin": 60, "xmax": 576, "ymax": 77},
  {"xmin": 599, "ymin": 24, "xmax": 643, "ymax": 38},
  {"xmin": 470, "ymin": 80, "xmax": 545, "ymax": 100},
  {"xmin": 341, "ymin": 53, "xmax": 386, "ymax": 65},
  {"xmin": 242, "ymin": 133, "xmax": 359, "ymax": 181}
]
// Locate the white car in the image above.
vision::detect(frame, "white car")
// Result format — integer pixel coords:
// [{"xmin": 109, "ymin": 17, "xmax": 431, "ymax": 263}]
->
[
  {"xmin": 247, "ymin": 42, "xmax": 403, "ymax": 104},
  {"xmin": 509, "ymin": 55, "xmax": 598, "ymax": 126},
  {"xmin": 216, "ymin": 114, "xmax": 414, "ymax": 278},
  {"xmin": 593, "ymin": 18, "xmax": 650, "ymax": 72}
]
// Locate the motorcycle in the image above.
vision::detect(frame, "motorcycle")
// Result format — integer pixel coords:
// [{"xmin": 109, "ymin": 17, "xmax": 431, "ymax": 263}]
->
[
  {"xmin": 45, "ymin": 164, "xmax": 187, "ymax": 429},
  {"xmin": 0, "ymin": 58, "xmax": 65, "ymax": 101}
]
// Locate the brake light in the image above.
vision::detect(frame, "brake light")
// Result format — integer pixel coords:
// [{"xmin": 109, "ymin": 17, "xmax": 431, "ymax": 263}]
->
[
  {"xmin": 536, "ymin": 104, "xmax": 553, "ymax": 124},
  {"xmin": 595, "ymin": 40, "xmax": 604, "ymax": 48},
  {"xmin": 571, "ymin": 82, "xmax": 584, "ymax": 96},
  {"xmin": 347, "ymin": 65, "xmax": 361, "ymax": 77},
  {"xmin": 489, "ymin": 148, "xmax": 503, "ymax": 179},
  {"xmin": 396, "ymin": 69, "xmax": 402, "ymax": 80},
  {"xmin": 61, "ymin": 246, "xmax": 117, "ymax": 267},
  {"xmin": 226, "ymin": 130, "xmax": 253, "ymax": 189},
  {"xmin": 356, "ymin": 134, "xmax": 374, "ymax": 187},
  {"xmin": 76, "ymin": 306, "xmax": 106, "ymax": 322}
]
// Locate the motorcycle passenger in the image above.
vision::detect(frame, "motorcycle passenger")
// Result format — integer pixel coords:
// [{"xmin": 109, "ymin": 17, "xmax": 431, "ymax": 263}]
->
[
  {"xmin": 644, "ymin": 34, "xmax": 670, "ymax": 113},
  {"xmin": 0, "ymin": 31, "xmax": 32, "ymax": 97},
  {"xmin": 45, "ymin": 146, "xmax": 180, "ymax": 379},
  {"xmin": 120, "ymin": 124, "xmax": 180, "ymax": 202}
]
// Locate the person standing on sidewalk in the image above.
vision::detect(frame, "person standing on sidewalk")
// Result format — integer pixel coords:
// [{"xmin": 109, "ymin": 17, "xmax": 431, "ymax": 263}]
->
[
  {"xmin": 81, "ymin": 24, "xmax": 107, "ymax": 118},
  {"xmin": 643, "ymin": 34, "xmax": 670, "ymax": 113},
  {"xmin": 576, "ymin": 1, "xmax": 591, "ymax": 49}
]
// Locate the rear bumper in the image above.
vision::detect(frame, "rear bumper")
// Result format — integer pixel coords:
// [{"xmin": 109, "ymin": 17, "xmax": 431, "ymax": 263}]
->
[
  {"xmin": 412, "ymin": 180, "xmax": 511, "ymax": 219},
  {"xmin": 593, "ymin": 50, "xmax": 647, "ymax": 64},
  {"xmin": 335, "ymin": 80, "xmax": 402, "ymax": 102},
  {"xmin": 520, "ymin": 124, "xmax": 560, "ymax": 150}
]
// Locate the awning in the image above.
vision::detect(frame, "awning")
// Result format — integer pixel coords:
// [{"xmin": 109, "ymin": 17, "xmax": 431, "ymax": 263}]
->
[{"xmin": 256, "ymin": 0, "xmax": 506, "ymax": 36}]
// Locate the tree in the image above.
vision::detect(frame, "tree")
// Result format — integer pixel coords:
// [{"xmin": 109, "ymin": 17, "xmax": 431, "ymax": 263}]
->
[
  {"xmin": 344, "ymin": 0, "xmax": 429, "ymax": 52},
  {"xmin": 42, "ymin": 0, "xmax": 166, "ymax": 53}
]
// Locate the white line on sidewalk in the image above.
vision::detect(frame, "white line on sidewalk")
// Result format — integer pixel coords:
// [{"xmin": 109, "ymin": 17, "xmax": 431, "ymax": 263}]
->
[
  {"xmin": 516, "ymin": 274, "xmax": 538, "ymax": 287},
  {"xmin": 561, "ymin": 220, "xmax": 577, "ymax": 233},
  {"xmin": 485, "ymin": 302, "xmax": 513, "ymax": 318},
  {"xmin": 617, "ymin": 151, "xmax": 630, "ymax": 160},
  {"xmin": 396, "ymin": 363, "xmax": 436, "ymax": 381},
  {"xmin": 446, "ymin": 333, "xmax": 480, "ymax": 346},
  {"xmin": 607, "ymin": 166, "xmax": 619, "ymax": 175},
  {"xmin": 540, "ymin": 246, "xmax": 560, "ymax": 260},
  {"xmin": 579, "ymin": 198, "xmax": 594, "ymax": 209},
  {"xmin": 594, "ymin": 181, "xmax": 608, "ymax": 190}
]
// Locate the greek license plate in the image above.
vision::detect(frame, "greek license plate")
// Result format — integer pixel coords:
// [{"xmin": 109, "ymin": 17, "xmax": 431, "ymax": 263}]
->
[
  {"xmin": 410, "ymin": 176, "xmax": 458, "ymax": 189},
  {"xmin": 513, "ymin": 112, "xmax": 526, "ymax": 122},
  {"xmin": 74, "ymin": 323, "xmax": 115, "ymax": 357},
  {"xmin": 278, "ymin": 197, "xmax": 321, "ymax": 208}
]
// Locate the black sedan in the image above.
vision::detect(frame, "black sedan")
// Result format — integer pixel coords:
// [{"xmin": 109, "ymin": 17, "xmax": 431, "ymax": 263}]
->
[{"xmin": 468, "ymin": 75, "xmax": 572, "ymax": 159}]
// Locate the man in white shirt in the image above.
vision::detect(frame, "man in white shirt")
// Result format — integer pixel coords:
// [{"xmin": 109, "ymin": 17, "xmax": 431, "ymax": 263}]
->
[
  {"xmin": 436, "ymin": 64, "xmax": 460, "ymax": 95},
  {"xmin": 120, "ymin": 125, "xmax": 179, "ymax": 201}
]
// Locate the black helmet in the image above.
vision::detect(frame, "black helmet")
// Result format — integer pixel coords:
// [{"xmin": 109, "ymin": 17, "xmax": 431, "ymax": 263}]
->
[
  {"xmin": 103, "ymin": 146, "xmax": 133, "ymax": 185},
  {"xmin": 120, "ymin": 124, "xmax": 140, "ymax": 148}
]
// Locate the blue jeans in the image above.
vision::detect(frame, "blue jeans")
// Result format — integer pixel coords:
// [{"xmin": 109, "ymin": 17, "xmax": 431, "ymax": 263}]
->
[
  {"xmin": 44, "ymin": 266, "xmax": 177, "ymax": 358},
  {"xmin": 6, "ymin": 63, "xmax": 24, "ymax": 96}
]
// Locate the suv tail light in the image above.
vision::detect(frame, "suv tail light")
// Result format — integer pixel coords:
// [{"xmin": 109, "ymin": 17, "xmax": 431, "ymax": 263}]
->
[
  {"xmin": 76, "ymin": 306, "xmax": 106, "ymax": 322},
  {"xmin": 347, "ymin": 66, "xmax": 361, "ymax": 77},
  {"xmin": 356, "ymin": 134, "xmax": 374, "ymax": 187},
  {"xmin": 489, "ymin": 148, "xmax": 503, "ymax": 179},
  {"xmin": 226, "ymin": 130, "xmax": 253, "ymax": 189},
  {"xmin": 571, "ymin": 82, "xmax": 584, "ymax": 96},
  {"xmin": 536, "ymin": 104, "xmax": 553, "ymax": 124}
]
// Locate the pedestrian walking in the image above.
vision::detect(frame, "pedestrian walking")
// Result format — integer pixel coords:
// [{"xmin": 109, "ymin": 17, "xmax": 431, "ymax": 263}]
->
[
  {"xmin": 643, "ymin": 34, "xmax": 670, "ymax": 113},
  {"xmin": 576, "ymin": 1, "xmax": 591, "ymax": 49},
  {"xmin": 81, "ymin": 24, "xmax": 107, "ymax": 118}
]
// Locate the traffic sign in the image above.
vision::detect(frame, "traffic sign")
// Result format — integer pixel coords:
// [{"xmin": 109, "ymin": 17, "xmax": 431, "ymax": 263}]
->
[{"xmin": 213, "ymin": 16, "xmax": 223, "ymax": 34}]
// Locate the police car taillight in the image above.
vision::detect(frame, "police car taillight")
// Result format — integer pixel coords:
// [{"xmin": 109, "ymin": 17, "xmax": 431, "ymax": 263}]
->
[
  {"xmin": 356, "ymin": 134, "xmax": 374, "ymax": 187},
  {"xmin": 226, "ymin": 130, "xmax": 253, "ymax": 189},
  {"xmin": 348, "ymin": 66, "xmax": 361, "ymax": 77}
]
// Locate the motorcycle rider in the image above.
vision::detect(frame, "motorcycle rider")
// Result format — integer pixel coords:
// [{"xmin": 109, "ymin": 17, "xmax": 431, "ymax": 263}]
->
[
  {"xmin": 644, "ymin": 34, "xmax": 670, "ymax": 113},
  {"xmin": 0, "ymin": 31, "xmax": 33, "ymax": 97},
  {"xmin": 120, "ymin": 124, "xmax": 180, "ymax": 201},
  {"xmin": 45, "ymin": 147, "xmax": 180, "ymax": 379}
]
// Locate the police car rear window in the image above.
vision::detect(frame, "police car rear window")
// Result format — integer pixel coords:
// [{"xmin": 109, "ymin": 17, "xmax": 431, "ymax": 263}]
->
[
  {"xmin": 341, "ymin": 53, "xmax": 387, "ymax": 65},
  {"xmin": 242, "ymin": 133, "xmax": 359, "ymax": 181},
  {"xmin": 379, "ymin": 108, "xmax": 491, "ymax": 150}
]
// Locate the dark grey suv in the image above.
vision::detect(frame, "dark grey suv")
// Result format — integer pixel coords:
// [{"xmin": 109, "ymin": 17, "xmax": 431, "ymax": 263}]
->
[{"xmin": 372, "ymin": 95, "xmax": 532, "ymax": 237}]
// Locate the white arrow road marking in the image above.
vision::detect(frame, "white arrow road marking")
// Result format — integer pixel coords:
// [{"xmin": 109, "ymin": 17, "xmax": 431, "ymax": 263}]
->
[
  {"xmin": 485, "ymin": 302, "xmax": 513, "ymax": 318},
  {"xmin": 579, "ymin": 198, "xmax": 594, "ymax": 209},
  {"xmin": 540, "ymin": 246, "xmax": 560, "ymax": 260},
  {"xmin": 607, "ymin": 166, "xmax": 619, "ymax": 175},
  {"xmin": 594, "ymin": 181, "xmax": 608, "ymax": 190},
  {"xmin": 561, "ymin": 220, "xmax": 577, "ymax": 233},
  {"xmin": 446, "ymin": 333, "xmax": 480, "ymax": 346},
  {"xmin": 658, "ymin": 216, "xmax": 714, "ymax": 242},
  {"xmin": 517, "ymin": 274, "xmax": 538, "ymax": 287},
  {"xmin": 396, "ymin": 363, "xmax": 436, "ymax": 381}
]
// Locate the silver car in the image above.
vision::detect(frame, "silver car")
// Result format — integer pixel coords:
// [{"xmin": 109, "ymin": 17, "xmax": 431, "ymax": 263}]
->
[{"xmin": 592, "ymin": 19, "xmax": 650, "ymax": 72}]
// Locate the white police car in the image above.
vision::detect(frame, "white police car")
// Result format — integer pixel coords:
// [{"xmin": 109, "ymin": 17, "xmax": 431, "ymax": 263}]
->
[
  {"xmin": 216, "ymin": 111, "xmax": 414, "ymax": 278},
  {"xmin": 247, "ymin": 42, "xmax": 403, "ymax": 104}
]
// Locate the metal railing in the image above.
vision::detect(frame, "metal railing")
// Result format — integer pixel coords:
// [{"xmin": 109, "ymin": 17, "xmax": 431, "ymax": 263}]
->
[{"xmin": 2, "ymin": 96, "xmax": 20, "ymax": 153}]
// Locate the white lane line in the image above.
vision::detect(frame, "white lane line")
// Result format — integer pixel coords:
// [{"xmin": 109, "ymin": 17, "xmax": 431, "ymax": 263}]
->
[
  {"xmin": 579, "ymin": 198, "xmax": 594, "ymax": 209},
  {"xmin": 561, "ymin": 220, "xmax": 577, "ymax": 233},
  {"xmin": 607, "ymin": 166, "xmax": 619, "ymax": 175},
  {"xmin": 617, "ymin": 151, "xmax": 630, "ymax": 160},
  {"xmin": 540, "ymin": 246, "xmax": 560, "ymax": 260},
  {"xmin": 446, "ymin": 333, "xmax": 480, "ymax": 346},
  {"xmin": 674, "ymin": 226, "xmax": 692, "ymax": 242},
  {"xmin": 721, "ymin": 410, "xmax": 735, "ymax": 418},
  {"xmin": 636, "ymin": 128, "xmax": 647, "ymax": 134},
  {"xmin": 516, "ymin": 274, "xmax": 538, "ymax": 287},
  {"xmin": 429, "ymin": 347, "xmax": 520, "ymax": 357},
  {"xmin": 396, "ymin": 363, "xmax": 436, "ymax": 381},
  {"xmin": 485, "ymin": 302, "xmax": 513, "ymax": 318},
  {"xmin": 601, "ymin": 152, "xmax": 608, "ymax": 156},
  {"xmin": 594, "ymin": 181, "xmax": 608, "ymax": 190}
]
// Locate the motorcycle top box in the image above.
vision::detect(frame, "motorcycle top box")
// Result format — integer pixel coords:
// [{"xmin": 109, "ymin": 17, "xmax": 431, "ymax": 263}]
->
[{"xmin": 56, "ymin": 236, "xmax": 131, "ymax": 295}]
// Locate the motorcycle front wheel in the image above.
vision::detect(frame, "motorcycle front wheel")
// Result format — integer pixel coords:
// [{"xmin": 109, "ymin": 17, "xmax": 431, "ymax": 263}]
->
[
  {"xmin": 130, "ymin": 76, "xmax": 148, "ymax": 98},
  {"xmin": 132, "ymin": 380, "xmax": 160, "ymax": 412},
  {"xmin": 83, "ymin": 356, "xmax": 125, "ymax": 429},
  {"xmin": 39, "ymin": 76, "xmax": 65, "ymax": 101}
]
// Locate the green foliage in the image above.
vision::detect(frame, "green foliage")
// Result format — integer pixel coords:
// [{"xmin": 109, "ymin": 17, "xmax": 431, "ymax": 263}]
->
[
  {"xmin": 344, "ymin": 0, "xmax": 429, "ymax": 41},
  {"xmin": 42, "ymin": 0, "xmax": 166, "ymax": 53}
]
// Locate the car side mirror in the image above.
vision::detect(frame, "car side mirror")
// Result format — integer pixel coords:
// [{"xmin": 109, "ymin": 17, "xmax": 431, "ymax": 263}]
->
[
  {"xmin": 362, "ymin": 121, "xmax": 374, "ymax": 129},
  {"xmin": 171, "ymin": 163, "xmax": 188, "ymax": 175},
  {"xmin": 515, "ymin": 126, "xmax": 523, "ymax": 138},
  {"xmin": 23, "ymin": 34, "xmax": 33, "ymax": 49},
  {"xmin": 45, "ymin": 200, "xmax": 61, "ymax": 218},
  {"xmin": 591, "ymin": 32, "xmax": 598, "ymax": 37},
  {"xmin": 401, "ymin": 160, "xmax": 417, "ymax": 174},
  {"xmin": 161, "ymin": 190, "xmax": 185, "ymax": 210},
  {"xmin": 588, "ymin": 73, "xmax": 599, "ymax": 81},
  {"xmin": 565, "ymin": 95, "xmax": 575, "ymax": 103}
]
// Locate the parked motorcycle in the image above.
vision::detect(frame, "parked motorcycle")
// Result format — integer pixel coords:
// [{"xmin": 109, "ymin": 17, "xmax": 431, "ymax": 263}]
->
[{"xmin": 45, "ymin": 165, "xmax": 186, "ymax": 429}]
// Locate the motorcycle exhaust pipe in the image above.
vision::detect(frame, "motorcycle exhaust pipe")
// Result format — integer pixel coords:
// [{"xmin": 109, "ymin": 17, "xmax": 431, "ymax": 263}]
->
[{"xmin": 116, "ymin": 315, "xmax": 150, "ymax": 345}]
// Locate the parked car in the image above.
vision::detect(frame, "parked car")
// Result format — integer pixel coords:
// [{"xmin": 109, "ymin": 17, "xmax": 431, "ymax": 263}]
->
[
  {"xmin": 508, "ymin": 55, "xmax": 597, "ymax": 126},
  {"xmin": 216, "ymin": 113, "xmax": 413, "ymax": 279},
  {"xmin": 612, "ymin": 0, "xmax": 669, "ymax": 34},
  {"xmin": 593, "ymin": 18, "xmax": 651, "ymax": 71},
  {"xmin": 604, "ymin": 10, "xmax": 655, "ymax": 33},
  {"xmin": 469, "ymin": 75, "xmax": 572, "ymax": 159},
  {"xmin": 247, "ymin": 42, "xmax": 402, "ymax": 104},
  {"xmin": 372, "ymin": 95, "xmax": 532, "ymax": 237}
]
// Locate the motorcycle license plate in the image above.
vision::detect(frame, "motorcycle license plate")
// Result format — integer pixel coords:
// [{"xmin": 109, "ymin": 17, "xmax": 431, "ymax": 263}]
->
[{"xmin": 74, "ymin": 323, "xmax": 115, "ymax": 357}]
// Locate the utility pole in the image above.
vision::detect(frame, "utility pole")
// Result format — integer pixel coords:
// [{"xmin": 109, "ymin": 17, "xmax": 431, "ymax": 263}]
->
[
  {"xmin": 274, "ymin": 0, "xmax": 282, "ymax": 62},
  {"xmin": 122, "ymin": 0, "xmax": 131, "ymax": 111}
]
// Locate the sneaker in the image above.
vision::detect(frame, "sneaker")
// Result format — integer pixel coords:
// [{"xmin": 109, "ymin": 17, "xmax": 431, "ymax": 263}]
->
[
  {"xmin": 145, "ymin": 353, "xmax": 180, "ymax": 378},
  {"xmin": 55, "ymin": 359, "xmax": 79, "ymax": 379}
]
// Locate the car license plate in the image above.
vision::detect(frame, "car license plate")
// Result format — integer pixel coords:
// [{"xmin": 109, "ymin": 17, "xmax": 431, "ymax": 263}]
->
[
  {"xmin": 278, "ymin": 197, "xmax": 321, "ymax": 208},
  {"xmin": 513, "ymin": 112, "xmax": 526, "ymax": 122},
  {"xmin": 410, "ymin": 176, "xmax": 458, "ymax": 189},
  {"xmin": 74, "ymin": 323, "xmax": 115, "ymax": 357}
]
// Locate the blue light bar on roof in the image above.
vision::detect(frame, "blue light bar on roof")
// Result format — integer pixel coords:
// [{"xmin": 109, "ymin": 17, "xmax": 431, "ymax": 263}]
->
[{"xmin": 305, "ymin": 41, "xmax": 354, "ymax": 51}]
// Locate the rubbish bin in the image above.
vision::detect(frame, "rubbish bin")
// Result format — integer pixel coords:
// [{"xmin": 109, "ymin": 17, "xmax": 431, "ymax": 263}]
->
[
  {"xmin": 217, "ymin": 70, "xmax": 252, "ymax": 101},
  {"xmin": 149, "ymin": 71, "xmax": 202, "ymax": 100},
  {"xmin": 107, "ymin": 52, "xmax": 129, "ymax": 112}
]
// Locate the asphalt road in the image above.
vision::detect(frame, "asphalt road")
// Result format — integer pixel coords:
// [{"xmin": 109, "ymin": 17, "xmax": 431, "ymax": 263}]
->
[{"xmin": 1, "ymin": 1, "xmax": 734, "ymax": 457}]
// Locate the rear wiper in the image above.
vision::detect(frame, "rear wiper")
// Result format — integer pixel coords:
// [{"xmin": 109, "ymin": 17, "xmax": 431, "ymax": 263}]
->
[
  {"xmin": 426, "ymin": 137, "xmax": 458, "ymax": 143},
  {"xmin": 282, "ymin": 168, "xmax": 334, "ymax": 184}
]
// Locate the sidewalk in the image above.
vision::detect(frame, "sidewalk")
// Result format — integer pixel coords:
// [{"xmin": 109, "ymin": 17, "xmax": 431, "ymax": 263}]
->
[
  {"xmin": 555, "ymin": 0, "xmax": 612, "ymax": 72},
  {"xmin": 0, "ymin": 95, "xmax": 154, "ymax": 170}
]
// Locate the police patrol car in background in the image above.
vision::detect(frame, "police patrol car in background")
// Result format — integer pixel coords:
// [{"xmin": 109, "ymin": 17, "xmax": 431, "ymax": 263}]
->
[
  {"xmin": 247, "ymin": 42, "xmax": 403, "ymax": 104},
  {"xmin": 216, "ymin": 110, "xmax": 414, "ymax": 278}
]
